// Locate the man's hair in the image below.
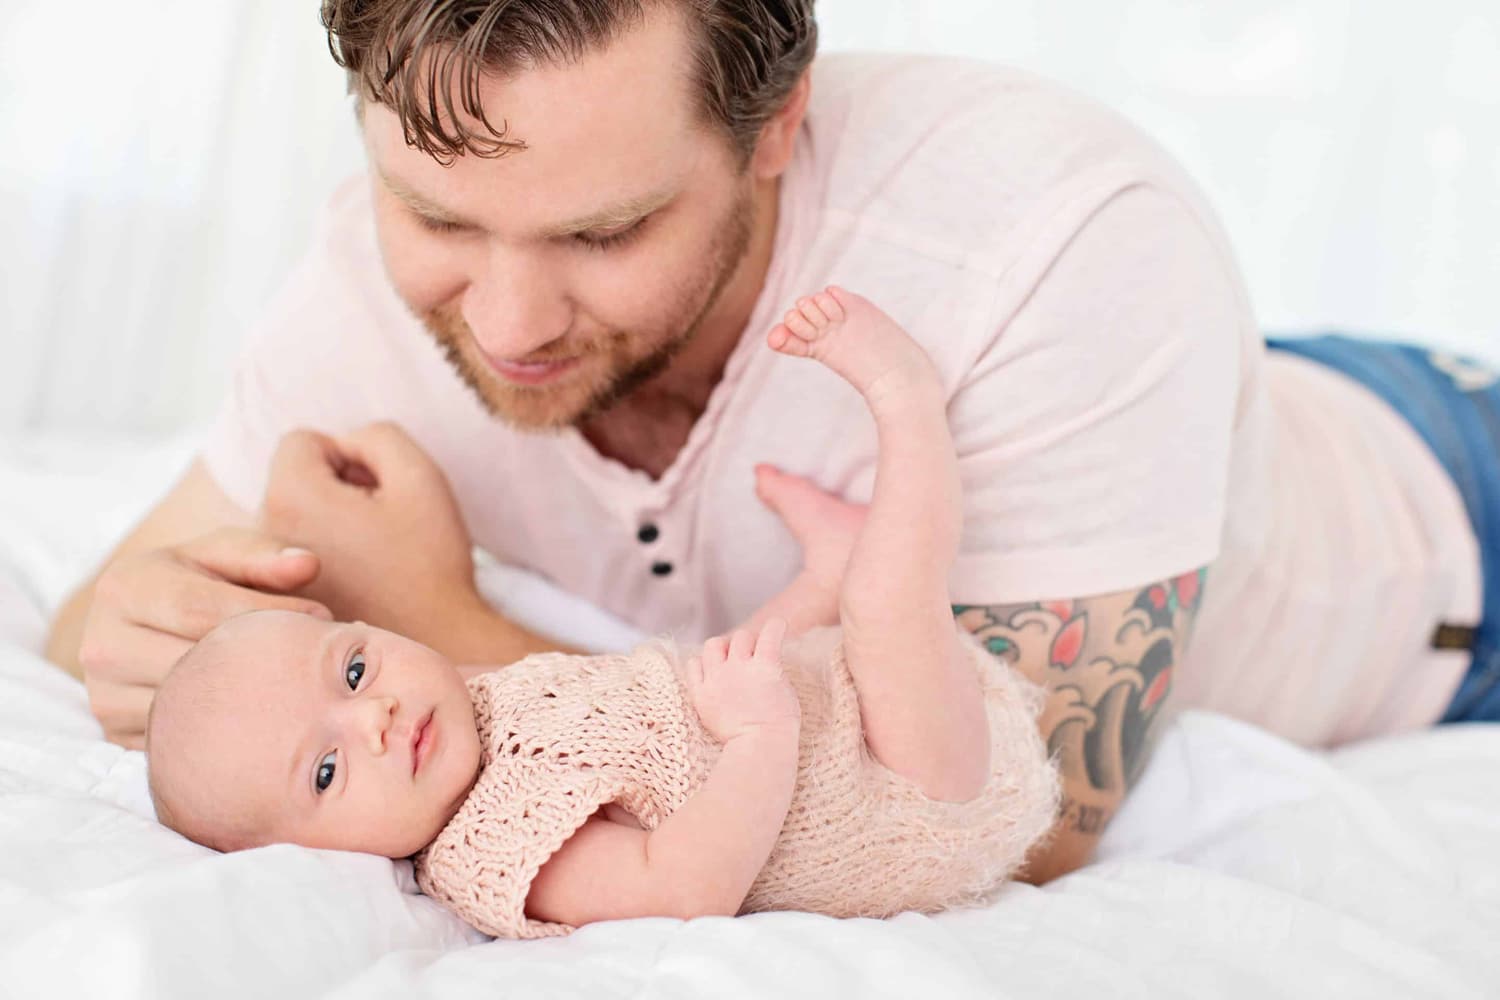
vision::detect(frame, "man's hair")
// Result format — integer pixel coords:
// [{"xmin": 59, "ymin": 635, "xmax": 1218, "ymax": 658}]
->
[{"xmin": 319, "ymin": 0, "xmax": 818, "ymax": 163}]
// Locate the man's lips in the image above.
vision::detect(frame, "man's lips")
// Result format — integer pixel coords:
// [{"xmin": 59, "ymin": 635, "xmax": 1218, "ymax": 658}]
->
[
  {"xmin": 411, "ymin": 709, "xmax": 436, "ymax": 776},
  {"xmin": 484, "ymin": 354, "xmax": 579, "ymax": 386}
]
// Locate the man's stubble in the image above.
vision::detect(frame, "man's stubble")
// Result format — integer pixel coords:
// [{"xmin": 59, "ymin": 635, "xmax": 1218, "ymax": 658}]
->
[{"xmin": 421, "ymin": 188, "xmax": 755, "ymax": 433}]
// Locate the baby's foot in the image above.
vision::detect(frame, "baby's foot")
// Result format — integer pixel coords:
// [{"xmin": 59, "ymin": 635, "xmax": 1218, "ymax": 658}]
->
[
  {"xmin": 754, "ymin": 464, "xmax": 867, "ymax": 593},
  {"xmin": 767, "ymin": 287, "xmax": 940, "ymax": 411}
]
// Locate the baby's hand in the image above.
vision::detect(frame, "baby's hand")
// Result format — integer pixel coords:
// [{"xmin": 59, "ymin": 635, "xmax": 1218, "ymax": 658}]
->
[{"xmin": 686, "ymin": 618, "xmax": 800, "ymax": 744}]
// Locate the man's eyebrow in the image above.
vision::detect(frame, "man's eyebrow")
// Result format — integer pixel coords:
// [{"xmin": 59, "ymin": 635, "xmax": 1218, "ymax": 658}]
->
[
  {"xmin": 378, "ymin": 166, "xmax": 676, "ymax": 237},
  {"xmin": 540, "ymin": 188, "xmax": 678, "ymax": 238},
  {"xmin": 378, "ymin": 169, "xmax": 476, "ymax": 228},
  {"xmin": 286, "ymin": 625, "xmax": 348, "ymax": 804}
]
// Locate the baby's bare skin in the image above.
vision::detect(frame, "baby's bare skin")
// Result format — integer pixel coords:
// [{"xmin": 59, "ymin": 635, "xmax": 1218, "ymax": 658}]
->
[
  {"xmin": 763, "ymin": 287, "xmax": 990, "ymax": 801},
  {"xmin": 148, "ymin": 286, "xmax": 989, "ymax": 924}
]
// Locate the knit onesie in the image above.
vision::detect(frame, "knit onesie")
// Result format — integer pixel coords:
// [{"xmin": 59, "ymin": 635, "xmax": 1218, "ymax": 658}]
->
[{"xmin": 414, "ymin": 626, "xmax": 1060, "ymax": 939}]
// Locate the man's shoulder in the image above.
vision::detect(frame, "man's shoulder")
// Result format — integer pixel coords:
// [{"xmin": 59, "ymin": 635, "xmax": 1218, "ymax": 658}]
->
[
  {"xmin": 248, "ymin": 172, "xmax": 427, "ymax": 350},
  {"xmin": 811, "ymin": 51, "xmax": 1098, "ymax": 122},
  {"xmin": 802, "ymin": 53, "xmax": 1197, "ymax": 267},
  {"xmin": 309, "ymin": 174, "xmax": 386, "ymax": 279}
]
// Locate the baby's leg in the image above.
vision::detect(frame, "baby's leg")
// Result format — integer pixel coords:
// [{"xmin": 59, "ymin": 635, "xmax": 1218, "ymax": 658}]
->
[{"xmin": 768, "ymin": 288, "xmax": 990, "ymax": 802}]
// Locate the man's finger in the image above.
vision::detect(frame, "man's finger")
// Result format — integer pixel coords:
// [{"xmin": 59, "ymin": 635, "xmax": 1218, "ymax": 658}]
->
[
  {"xmin": 89, "ymin": 684, "xmax": 157, "ymax": 745},
  {"xmin": 338, "ymin": 421, "xmax": 418, "ymax": 461},
  {"xmin": 335, "ymin": 422, "xmax": 443, "ymax": 496},
  {"xmin": 175, "ymin": 527, "xmax": 323, "ymax": 593},
  {"xmin": 118, "ymin": 565, "xmax": 331, "ymax": 643},
  {"xmin": 80, "ymin": 624, "xmax": 195, "ymax": 688},
  {"xmin": 272, "ymin": 428, "xmax": 344, "ymax": 475},
  {"xmin": 285, "ymin": 427, "xmax": 379, "ymax": 489}
]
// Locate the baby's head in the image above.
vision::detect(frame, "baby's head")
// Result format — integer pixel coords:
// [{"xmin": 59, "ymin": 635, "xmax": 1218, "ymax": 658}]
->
[{"xmin": 146, "ymin": 609, "xmax": 482, "ymax": 857}]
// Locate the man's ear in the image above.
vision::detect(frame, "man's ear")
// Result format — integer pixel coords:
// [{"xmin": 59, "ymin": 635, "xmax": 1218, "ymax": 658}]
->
[{"xmin": 750, "ymin": 71, "xmax": 812, "ymax": 181}]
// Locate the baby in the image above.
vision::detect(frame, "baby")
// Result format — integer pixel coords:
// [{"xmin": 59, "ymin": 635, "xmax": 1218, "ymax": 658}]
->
[{"xmin": 146, "ymin": 288, "xmax": 1060, "ymax": 938}]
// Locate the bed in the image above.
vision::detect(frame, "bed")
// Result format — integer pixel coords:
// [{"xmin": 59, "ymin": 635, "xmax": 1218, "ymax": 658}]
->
[{"xmin": 0, "ymin": 432, "xmax": 1495, "ymax": 999}]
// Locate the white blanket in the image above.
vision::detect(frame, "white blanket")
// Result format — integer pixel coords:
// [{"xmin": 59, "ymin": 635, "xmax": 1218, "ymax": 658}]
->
[{"xmin": 1, "ymin": 434, "xmax": 1496, "ymax": 999}]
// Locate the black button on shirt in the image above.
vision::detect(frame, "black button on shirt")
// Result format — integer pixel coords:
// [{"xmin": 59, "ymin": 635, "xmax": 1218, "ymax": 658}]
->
[
  {"xmin": 637, "ymin": 523, "xmax": 660, "ymax": 544},
  {"xmin": 651, "ymin": 561, "xmax": 674, "ymax": 577}
]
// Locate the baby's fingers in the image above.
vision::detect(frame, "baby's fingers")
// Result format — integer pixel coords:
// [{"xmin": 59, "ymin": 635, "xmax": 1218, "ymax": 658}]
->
[
  {"xmin": 728, "ymin": 628, "xmax": 756, "ymax": 661},
  {"xmin": 702, "ymin": 635, "xmax": 729, "ymax": 666},
  {"xmin": 754, "ymin": 617, "xmax": 787, "ymax": 662}
]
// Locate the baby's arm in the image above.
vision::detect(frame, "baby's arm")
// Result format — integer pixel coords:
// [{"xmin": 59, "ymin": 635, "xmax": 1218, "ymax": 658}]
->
[
  {"xmin": 527, "ymin": 621, "xmax": 801, "ymax": 926},
  {"xmin": 526, "ymin": 725, "xmax": 799, "ymax": 924}
]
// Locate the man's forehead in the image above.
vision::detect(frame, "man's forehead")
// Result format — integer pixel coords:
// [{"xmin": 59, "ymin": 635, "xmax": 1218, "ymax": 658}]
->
[
  {"xmin": 364, "ymin": 91, "xmax": 704, "ymax": 225},
  {"xmin": 359, "ymin": 7, "xmax": 714, "ymax": 220},
  {"xmin": 370, "ymin": 0, "xmax": 700, "ymax": 156}
]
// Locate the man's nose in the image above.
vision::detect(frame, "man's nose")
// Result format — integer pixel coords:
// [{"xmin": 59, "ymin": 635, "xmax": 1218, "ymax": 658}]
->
[
  {"xmin": 345, "ymin": 694, "xmax": 398, "ymax": 756},
  {"xmin": 462, "ymin": 249, "xmax": 571, "ymax": 361}
]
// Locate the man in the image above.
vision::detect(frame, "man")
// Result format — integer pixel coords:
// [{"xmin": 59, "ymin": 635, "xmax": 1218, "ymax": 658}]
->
[{"xmin": 45, "ymin": 0, "xmax": 1488, "ymax": 884}]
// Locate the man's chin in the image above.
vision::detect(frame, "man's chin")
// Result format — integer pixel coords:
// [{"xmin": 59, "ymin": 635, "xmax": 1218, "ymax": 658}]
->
[{"xmin": 473, "ymin": 381, "xmax": 597, "ymax": 432}]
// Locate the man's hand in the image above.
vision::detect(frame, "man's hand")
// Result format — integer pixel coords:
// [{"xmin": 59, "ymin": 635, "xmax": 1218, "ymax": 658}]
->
[
  {"xmin": 259, "ymin": 422, "xmax": 486, "ymax": 647},
  {"xmin": 78, "ymin": 529, "xmax": 332, "ymax": 748}
]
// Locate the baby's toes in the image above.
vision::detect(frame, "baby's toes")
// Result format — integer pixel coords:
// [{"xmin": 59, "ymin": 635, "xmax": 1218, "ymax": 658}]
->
[
  {"xmin": 768, "ymin": 323, "xmax": 811, "ymax": 356},
  {"xmin": 783, "ymin": 306, "xmax": 821, "ymax": 342},
  {"xmin": 813, "ymin": 290, "xmax": 845, "ymax": 324},
  {"xmin": 797, "ymin": 295, "xmax": 833, "ymax": 328}
]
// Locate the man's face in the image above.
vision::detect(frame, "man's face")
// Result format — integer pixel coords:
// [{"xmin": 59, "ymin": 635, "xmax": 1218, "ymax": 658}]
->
[{"xmin": 362, "ymin": 7, "xmax": 757, "ymax": 430}]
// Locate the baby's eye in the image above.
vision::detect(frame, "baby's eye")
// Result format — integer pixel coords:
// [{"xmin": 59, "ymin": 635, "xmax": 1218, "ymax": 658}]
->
[
  {"xmin": 345, "ymin": 651, "xmax": 366, "ymax": 691},
  {"xmin": 316, "ymin": 751, "xmax": 337, "ymax": 793}
]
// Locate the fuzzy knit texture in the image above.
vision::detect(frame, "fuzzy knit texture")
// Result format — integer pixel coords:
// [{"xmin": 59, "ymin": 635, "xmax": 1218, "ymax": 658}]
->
[{"xmin": 413, "ymin": 626, "xmax": 1061, "ymax": 939}]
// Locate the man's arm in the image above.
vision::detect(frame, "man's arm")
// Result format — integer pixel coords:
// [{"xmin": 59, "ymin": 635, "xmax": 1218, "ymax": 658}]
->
[
  {"xmin": 956, "ymin": 567, "xmax": 1208, "ymax": 883},
  {"xmin": 46, "ymin": 459, "xmax": 264, "ymax": 679},
  {"xmin": 47, "ymin": 447, "xmax": 568, "ymax": 747}
]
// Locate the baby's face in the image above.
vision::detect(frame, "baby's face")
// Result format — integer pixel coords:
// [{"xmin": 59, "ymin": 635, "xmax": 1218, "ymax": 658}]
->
[{"xmin": 150, "ymin": 610, "xmax": 482, "ymax": 857}]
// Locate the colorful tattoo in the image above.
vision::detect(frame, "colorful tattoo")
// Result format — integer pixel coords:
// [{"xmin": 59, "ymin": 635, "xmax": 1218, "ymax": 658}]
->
[{"xmin": 955, "ymin": 568, "xmax": 1207, "ymax": 836}]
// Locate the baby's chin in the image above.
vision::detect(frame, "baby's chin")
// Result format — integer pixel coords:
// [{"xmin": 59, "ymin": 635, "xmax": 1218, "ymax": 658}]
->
[{"xmin": 381, "ymin": 760, "xmax": 483, "ymax": 858}]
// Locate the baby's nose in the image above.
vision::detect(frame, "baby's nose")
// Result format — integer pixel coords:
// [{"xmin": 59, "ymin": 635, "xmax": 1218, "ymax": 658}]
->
[{"xmin": 357, "ymin": 694, "xmax": 399, "ymax": 755}]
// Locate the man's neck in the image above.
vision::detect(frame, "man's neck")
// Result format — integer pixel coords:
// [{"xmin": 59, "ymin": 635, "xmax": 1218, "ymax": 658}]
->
[{"xmin": 580, "ymin": 176, "xmax": 782, "ymax": 478}]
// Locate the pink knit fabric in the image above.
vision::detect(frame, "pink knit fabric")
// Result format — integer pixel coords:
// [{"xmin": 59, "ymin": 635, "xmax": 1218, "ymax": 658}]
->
[{"xmin": 413, "ymin": 627, "xmax": 1060, "ymax": 939}]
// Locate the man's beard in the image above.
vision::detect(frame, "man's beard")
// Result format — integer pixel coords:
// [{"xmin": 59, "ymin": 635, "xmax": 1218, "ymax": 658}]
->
[{"xmin": 421, "ymin": 190, "xmax": 754, "ymax": 432}]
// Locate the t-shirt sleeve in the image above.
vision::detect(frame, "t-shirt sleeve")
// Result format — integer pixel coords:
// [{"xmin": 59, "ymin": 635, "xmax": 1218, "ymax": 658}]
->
[
  {"xmin": 198, "ymin": 179, "xmax": 414, "ymax": 513},
  {"xmin": 946, "ymin": 183, "xmax": 1247, "ymax": 604}
]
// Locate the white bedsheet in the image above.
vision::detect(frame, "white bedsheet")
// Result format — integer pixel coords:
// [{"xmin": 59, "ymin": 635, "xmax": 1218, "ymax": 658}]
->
[{"xmin": 0, "ymin": 433, "xmax": 1496, "ymax": 1000}]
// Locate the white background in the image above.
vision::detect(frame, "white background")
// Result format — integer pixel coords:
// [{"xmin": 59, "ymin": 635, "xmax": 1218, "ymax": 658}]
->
[{"xmin": 1, "ymin": 0, "xmax": 1496, "ymax": 435}]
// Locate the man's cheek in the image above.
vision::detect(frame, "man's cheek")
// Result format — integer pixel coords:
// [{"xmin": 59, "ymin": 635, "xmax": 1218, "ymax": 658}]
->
[
  {"xmin": 580, "ymin": 249, "xmax": 695, "ymax": 325},
  {"xmin": 373, "ymin": 214, "xmax": 467, "ymax": 313}
]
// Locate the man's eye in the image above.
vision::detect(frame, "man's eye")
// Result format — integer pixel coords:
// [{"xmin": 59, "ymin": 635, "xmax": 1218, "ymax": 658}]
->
[
  {"xmin": 345, "ymin": 652, "xmax": 366, "ymax": 691},
  {"xmin": 414, "ymin": 212, "xmax": 465, "ymax": 234},
  {"xmin": 316, "ymin": 751, "xmax": 337, "ymax": 793},
  {"xmin": 574, "ymin": 218, "xmax": 647, "ymax": 251}
]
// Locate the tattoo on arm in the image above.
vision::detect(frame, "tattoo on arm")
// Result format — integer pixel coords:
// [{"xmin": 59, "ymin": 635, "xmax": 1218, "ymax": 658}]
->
[{"xmin": 955, "ymin": 569, "xmax": 1207, "ymax": 837}]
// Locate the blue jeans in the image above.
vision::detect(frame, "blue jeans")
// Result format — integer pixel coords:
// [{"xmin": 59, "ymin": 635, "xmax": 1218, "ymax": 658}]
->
[{"xmin": 1265, "ymin": 334, "xmax": 1500, "ymax": 724}]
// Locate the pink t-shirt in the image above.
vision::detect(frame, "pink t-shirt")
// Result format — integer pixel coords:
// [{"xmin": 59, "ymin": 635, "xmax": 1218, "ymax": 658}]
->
[{"xmin": 203, "ymin": 54, "xmax": 1480, "ymax": 747}]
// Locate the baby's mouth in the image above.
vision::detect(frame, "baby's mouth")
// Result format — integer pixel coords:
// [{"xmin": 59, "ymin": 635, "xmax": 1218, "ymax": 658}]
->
[{"xmin": 411, "ymin": 709, "xmax": 436, "ymax": 776}]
